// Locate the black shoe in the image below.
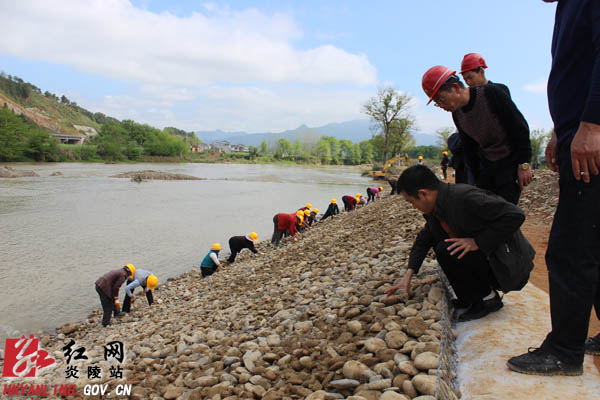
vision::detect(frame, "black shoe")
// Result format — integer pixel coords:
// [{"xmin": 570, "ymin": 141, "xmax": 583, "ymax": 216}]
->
[
  {"xmin": 507, "ymin": 347, "xmax": 583, "ymax": 376},
  {"xmin": 451, "ymin": 298, "xmax": 471, "ymax": 309},
  {"xmin": 457, "ymin": 291, "xmax": 503, "ymax": 322},
  {"xmin": 585, "ymin": 333, "xmax": 600, "ymax": 355}
]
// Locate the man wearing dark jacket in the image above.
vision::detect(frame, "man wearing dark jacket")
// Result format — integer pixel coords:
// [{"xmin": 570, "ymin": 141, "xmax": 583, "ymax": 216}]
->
[
  {"xmin": 95, "ymin": 264, "xmax": 135, "ymax": 327},
  {"xmin": 320, "ymin": 199, "xmax": 339, "ymax": 220},
  {"xmin": 508, "ymin": 0, "xmax": 600, "ymax": 377},
  {"xmin": 385, "ymin": 166, "xmax": 527, "ymax": 322},
  {"xmin": 422, "ymin": 66, "xmax": 533, "ymax": 204},
  {"xmin": 228, "ymin": 232, "xmax": 259, "ymax": 263}
]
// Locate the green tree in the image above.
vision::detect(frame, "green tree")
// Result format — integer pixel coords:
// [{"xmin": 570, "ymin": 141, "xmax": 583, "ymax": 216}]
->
[
  {"xmin": 359, "ymin": 140, "xmax": 374, "ymax": 163},
  {"xmin": 530, "ymin": 128, "xmax": 552, "ymax": 169},
  {"xmin": 314, "ymin": 138, "xmax": 332, "ymax": 164},
  {"xmin": 435, "ymin": 127, "xmax": 452, "ymax": 153},
  {"xmin": 275, "ymin": 138, "xmax": 292, "ymax": 159},
  {"xmin": 260, "ymin": 139, "xmax": 268, "ymax": 154},
  {"xmin": 363, "ymin": 86, "xmax": 415, "ymax": 162},
  {"xmin": 339, "ymin": 139, "xmax": 354, "ymax": 165},
  {"xmin": 247, "ymin": 145, "xmax": 259, "ymax": 160},
  {"xmin": 351, "ymin": 143, "xmax": 362, "ymax": 165}
]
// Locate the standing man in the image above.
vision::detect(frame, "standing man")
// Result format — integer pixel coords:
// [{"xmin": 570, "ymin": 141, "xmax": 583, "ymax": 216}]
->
[
  {"xmin": 227, "ymin": 232, "xmax": 259, "ymax": 263},
  {"xmin": 320, "ymin": 199, "xmax": 339, "ymax": 220},
  {"xmin": 422, "ymin": 66, "xmax": 533, "ymax": 204},
  {"xmin": 440, "ymin": 151, "xmax": 450, "ymax": 181},
  {"xmin": 385, "ymin": 166, "xmax": 531, "ymax": 322},
  {"xmin": 508, "ymin": 0, "xmax": 600, "ymax": 376},
  {"xmin": 460, "ymin": 53, "xmax": 511, "ymax": 96}
]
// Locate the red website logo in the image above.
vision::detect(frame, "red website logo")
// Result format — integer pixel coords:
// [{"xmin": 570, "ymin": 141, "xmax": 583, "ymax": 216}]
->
[{"xmin": 2, "ymin": 335, "xmax": 56, "ymax": 378}]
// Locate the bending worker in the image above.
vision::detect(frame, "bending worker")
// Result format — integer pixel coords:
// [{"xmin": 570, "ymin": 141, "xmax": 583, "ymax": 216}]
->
[
  {"xmin": 321, "ymin": 199, "xmax": 339, "ymax": 220},
  {"xmin": 200, "ymin": 243, "xmax": 223, "ymax": 278},
  {"xmin": 95, "ymin": 264, "xmax": 135, "ymax": 327},
  {"xmin": 228, "ymin": 232, "xmax": 259, "ymax": 263},
  {"xmin": 366, "ymin": 186, "xmax": 383, "ymax": 202},
  {"xmin": 308, "ymin": 208, "xmax": 319, "ymax": 226},
  {"xmin": 122, "ymin": 269, "xmax": 158, "ymax": 312},
  {"xmin": 342, "ymin": 195, "xmax": 357, "ymax": 211},
  {"xmin": 272, "ymin": 211, "xmax": 303, "ymax": 246}
]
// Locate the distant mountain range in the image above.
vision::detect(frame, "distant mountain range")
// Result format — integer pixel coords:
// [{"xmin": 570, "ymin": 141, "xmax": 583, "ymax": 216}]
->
[{"xmin": 195, "ymin": 120, "xmax": 437, "ymax": 147}]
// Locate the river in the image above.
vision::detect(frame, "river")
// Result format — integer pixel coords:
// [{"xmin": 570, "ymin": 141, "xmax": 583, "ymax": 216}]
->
[{"xmin": 0, "ymin": 162, "xmax": 375, "ymax": 343}]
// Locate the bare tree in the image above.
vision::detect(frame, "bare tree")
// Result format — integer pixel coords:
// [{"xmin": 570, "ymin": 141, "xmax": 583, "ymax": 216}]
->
[{"xmin": 363, "ymin": 86, "xmax": 414, "ymax": 162}]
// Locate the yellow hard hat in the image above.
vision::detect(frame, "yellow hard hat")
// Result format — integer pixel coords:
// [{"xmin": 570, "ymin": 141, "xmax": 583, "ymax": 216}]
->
[
  {"xmin": 124, "ymin": 264, "xmax": 135, "ymax": 278},
  {"xmin": 249, "ymin": 232, "xmax": 258, "ymax": 242},
  {"xmin": 418, "ymin": 155, "xmax": 423, "ymax": 160},
  {"xmin": 379, "ymin": 186, "xmax": 383, "ymax": 191},
  {"xmin": 355, "ymin": 196, "xmax": 360, "ymax": 203},
  {"xmin": 443, "ymin": 151, "xmax": 448, "ymax": 156},
  {"xmin": 296, "ymin": 210, "xmax": 304, "ymax": 219},
  {"xmin": 305, "ymin": 203, "xmax": 312, "ymax": 209},
  {"xmin": 356, "ymin": 193, "xmax": 361, "ymax": 197},
  {"xmin": 147, "ymin": 274, "xmax": 158, "ymax": 290},
  {"xmin": 211, "ymin": 242, "xmax": 222, "ymax": 251},
  {"xmin": 304, "ymin": 209, "xmax": 311, "ymax": 216},
  {"xmin": 331, "ymin": 198, "xmax": 336, "ymax": 204},
  {"xmin": 313, "ymin": 208, "xmax": 319, "ymax": 214}
]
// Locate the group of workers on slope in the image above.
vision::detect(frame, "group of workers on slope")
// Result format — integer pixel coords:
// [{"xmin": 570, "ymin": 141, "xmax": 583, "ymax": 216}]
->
[{"xmin": 93, "ymin": 187, "xmax": 384, "ymax": 327}]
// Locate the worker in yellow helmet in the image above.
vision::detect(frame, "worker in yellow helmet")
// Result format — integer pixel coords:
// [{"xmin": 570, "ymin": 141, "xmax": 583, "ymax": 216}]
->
[
  {"xmin": 308, "ymin": 208, "xmax": 319, "ymax": 226},
  {"xmin": 321, "ymin": 199, "xmax": 339, "ymax": 220},
  {"xmin": 440, "ymin": 151, "xmax": 450, "ymax": 181},
  {"xmin": 200, "ymin": 243, "xmax": 223, "ymax": 278},
  {"xmin": 366, "ymin": 186, "xmax": 383, "ymax": 202},
  {"xmin": 227, "ymin": 232, "xmax": 260, "ymax": 263},
  {"xmin": 122, "ymin": 268, "xmax": 159, "ymax": 313},
  {"xmin": 356, "ymin": 192, "xmax": 366, "ymax": 207},
  {"xmin": 418, "ymin": 155, "xmax": 424, "ymax": 165}
]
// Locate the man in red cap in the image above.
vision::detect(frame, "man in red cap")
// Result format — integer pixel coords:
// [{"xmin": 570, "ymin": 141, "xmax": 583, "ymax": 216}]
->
[
  {"xmin": 460, "ymin": 53, "xmax": 510, "ymax": 97},
  {"xmin": 421, "ymin": 66, "xmax": 533, "ymax": 204}
]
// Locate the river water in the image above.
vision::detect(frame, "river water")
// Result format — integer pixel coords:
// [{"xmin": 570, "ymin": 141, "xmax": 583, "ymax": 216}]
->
[{"xmin": 0, "ymin": 162, "xmax": 373, "ymax": 343}]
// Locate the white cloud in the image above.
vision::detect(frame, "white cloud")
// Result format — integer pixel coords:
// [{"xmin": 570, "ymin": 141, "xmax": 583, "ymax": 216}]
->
[
  {"xmin": 524, "ymin": 77, "xmax": 547, "ymax": 94},
  {"xmin": 0, "ymin": 0, "xmax": 376, "ymax": 87},
  {"xmin": 76, "ymin": 84, "xmax": 373, "ymax": 132},
  {"xmin": 411, "ymin": 96, "xmax": 455, "ymax": 134}
]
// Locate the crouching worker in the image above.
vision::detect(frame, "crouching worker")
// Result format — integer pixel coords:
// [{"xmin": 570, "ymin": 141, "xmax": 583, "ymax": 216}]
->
[
  {"xmin": 367, "ymin": 187, "xmax": 383, "ymax": 202},
  {"xmin": 271, "ymin": 211, "xmax": 302, "ymax": 247},
  {"xmin": 201, "ymin": 243, "xmax": 223, "ymax": 278},
  {"xmin": 122, "ymin": 269, "xmax": 158, "ymax": 313},
  {"xmin": 342, "ymin": 195, "xmax": 356, "ymax": 211},
  {"xmin": 228, "ymin": 232, "xmax": 259, "ymax": 263},
  {"xmin": 308, "ymin": 208, "xmax": 319, "ymax": 226},
  {"xmin": 95, "ymin": 264, "xmax": 135, "ymax": 327},
  {"xmin": 320, "ymin": 199, "xmax": 339, "ymax": 221},
  {"xmin": 385, "ymin": 165, "xmax": 533, "ymax": 322}
]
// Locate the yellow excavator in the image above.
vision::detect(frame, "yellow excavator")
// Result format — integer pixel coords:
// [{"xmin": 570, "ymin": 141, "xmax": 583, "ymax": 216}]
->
[{"xmin": 368, "ymin": 153, "xmax": 411, "ymax": 179}]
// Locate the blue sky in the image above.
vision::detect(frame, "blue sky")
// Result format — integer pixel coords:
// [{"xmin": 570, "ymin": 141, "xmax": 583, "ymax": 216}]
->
[{"xmin": 0, "ymin": 1, "xmax": 557, "ymax": 136}]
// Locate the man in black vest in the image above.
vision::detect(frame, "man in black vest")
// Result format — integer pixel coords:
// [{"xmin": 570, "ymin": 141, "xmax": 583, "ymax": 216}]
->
[
  {"xmin": 385, "ymin": 166, "xmax": 529, "ymax": 322},
  {"xmin": 421, "ymin": 66, "xmax": 533, "ymax": 205}
]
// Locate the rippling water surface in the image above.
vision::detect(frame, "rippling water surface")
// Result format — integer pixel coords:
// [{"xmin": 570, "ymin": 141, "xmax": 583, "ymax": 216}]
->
[{"xmin": 0, "ymin": 162, "xmax": 374, "ymax": 342}]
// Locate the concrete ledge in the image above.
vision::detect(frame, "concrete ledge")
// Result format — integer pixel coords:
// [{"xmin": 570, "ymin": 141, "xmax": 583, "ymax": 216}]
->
[{"xmin": 455, "ymin": 283, "xmax": 600, "ymax": 399}]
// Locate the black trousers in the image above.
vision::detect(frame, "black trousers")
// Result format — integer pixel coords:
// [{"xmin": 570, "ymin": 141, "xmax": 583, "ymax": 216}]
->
[
  {"xmin": 122, "ymin": 279, "xmax": 154, "ymax": 313},
  {"xmin": 541, "ymin": 137, "xmax": 600, "ymax": 365},
  {"xmin": 367, "ymin": 188, "xmax": 375, "ymax": 202},
  {"xmin": 321, "ymin": 210, "xmax": 333, "ymax": 220},
  {"xmin": 96, "ymin": 284, "xmax": 118, "ymax": 327},
  {"xmin": 434, "ymin": 241, "xmax": 497, "ymax": 304},
  {"xmin": 342, "ymin": 197, "xmax": 352, "ymax": 211},
  {"xmin": 477, "ymin": 163, "xmax": 521, "ymax": 205},
  {"xmin": 201, "ymin": 266, "xmax": 217, "ymax": 278},
  {"xmin": 271, "ymin": 215, "xmax": 285, "ymax": 246},
  {"xmin": 441, "ymin": 166, "xmax": 448, "ymax": 180}
]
